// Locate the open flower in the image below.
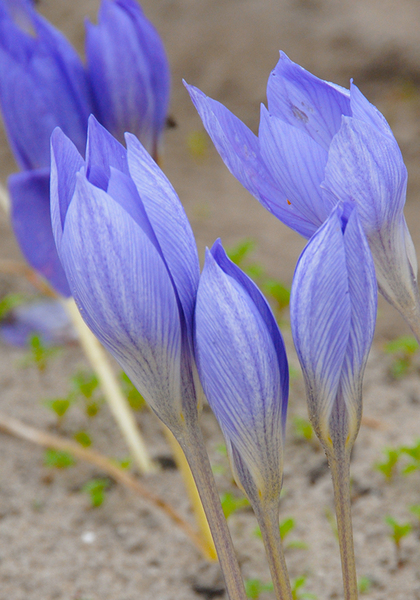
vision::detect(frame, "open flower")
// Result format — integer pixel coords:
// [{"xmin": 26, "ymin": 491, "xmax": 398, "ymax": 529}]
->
[
  {"xmin": 195, "ymin": 239, "xmax": 288, "ymax": 503},
  {"xmin": 290, "ymin": 203, "xmax": 377, "ymax": 452},
  {"xmin": 50, "ymin": 116, "xmax": 200, "ymax": 434},
  {"xmin": 86, "ymin": 0, "xmax": 170, "ymax": 159},
  {"xmin": 186, "ymin": 52, "xmax": 420, "ymax": 337}
]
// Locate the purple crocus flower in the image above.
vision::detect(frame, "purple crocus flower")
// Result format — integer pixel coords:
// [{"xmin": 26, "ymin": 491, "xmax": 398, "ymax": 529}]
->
[
  {"xmin": 186, "ymin": 53, "xmax": 420, "ymax": 337},
  {"xmin": 195, "ymin": 239, "xmax": 288, "ymax": 503},
  {"xmin": 86, "ymin": 0, "xmax": 170, "ymax": 160},
  {"xmin": 50, "ymin": 115, "xmax": 200, "ymax": 433},
  {"xmin": 290, "ymin": 202, "xmax": 377, "ymax": 452}
]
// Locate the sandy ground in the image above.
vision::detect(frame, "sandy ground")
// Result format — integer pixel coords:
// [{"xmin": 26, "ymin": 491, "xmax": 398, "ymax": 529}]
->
[{"xmin": 0, "ymin": 0, "xmax": 420, "ymax": 599}]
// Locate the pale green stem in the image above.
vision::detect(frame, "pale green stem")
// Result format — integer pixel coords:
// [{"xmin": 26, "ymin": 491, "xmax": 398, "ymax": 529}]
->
[
  {"xmin": 163, "ymin": 426, "xmax": 217, "ymax": 561},
  {"xmin": 252, "ymin": 499, "xmax": 293, "ymax": 600},
  {"xmin": 328, "ymin": 450, "xmax": 358, "ymax": 600},
  {"xmin": 64, "ymin": 298, "xmax": 154, "ymax": 474},
  {"xmin": 179, "ymin": 422, "xmax": 247, "ymax": 600}
]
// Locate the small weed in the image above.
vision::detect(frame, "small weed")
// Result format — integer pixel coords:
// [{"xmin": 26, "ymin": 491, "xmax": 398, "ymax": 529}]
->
[
  {"xmin": 374, "ymin": 446, "xmax": 402, "ymax": 481},
  {"xmin": 21, "ymin": 334, "xmax": 60, "ymax": 372},
  {"xmin": 292, "ymin": 416, "xmax": 313, "ymax": 442},
  {"xmin": 291, "ymin": 576, "xmax": 317, "ymax": 600},
  {"xmin": 44, "ymin": 449, "xmax": 75, "ymax": 469},
  {"xmin": 384, "ymin": 335, "xmax": 419, "ymax": 379},
  {"xmin": 0, "ymin": 293, "xmax": 28, "ymax": 319},
  {"xmin": 82, "ymin": 478, "xmax": 111, "ymax": 508},
  {"xmin": 245, "ymin": 578, "xmax": 273, "ymax": 599},
  {"xmin": 400, "ymin": 439, "xmax": 420, "ymax": 474},
  {"xmin": 220, "ymin": 492, "xmax": 250, "ymax": 519},
  {"xmin": 120, "ymin": 371, "xmax": 146, "ymax": 411},
  {"xmin": 254, "ymin": 516, "xmax": 307, "ymax": 549},
  {"xmin": 71, "ymin": 370, "xmax": 103, "ymax": 417},
  {"xmin": 43, "ymin": 396, "xmax": 73, "ymax": 427},
  {"xmin": 73, "ymin": 430, "xmax": 92, "ymax": 447},
  {"xmin": 385, "ymin": 515, "xmax": 411, "ymax": 564},
  {"xmin": 358, "ymin": 576, "xmax": 372, "ymax": 594}
]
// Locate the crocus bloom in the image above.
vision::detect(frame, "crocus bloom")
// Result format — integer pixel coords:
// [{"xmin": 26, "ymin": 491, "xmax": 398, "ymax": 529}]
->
[
  {"xmin": 50, "ymin": 115, "xmax": 200, "ymax": 434},
  {"xmin": 86, "ymin": 0, "xmax": 170, "ymax": 159},
  {"xmin": 186, "ymin": 53, "xmax": 420, "ymax": 337},
  {"xmin": 290, "ymin": 203, "xmax": 377, "ymax": 451},
  {"xmin": 0, "ymin": 2, "xmax": 92, "ymax": 171},
  {"xmin": 195, "ymin": 239, "xmax": 288, "ymax": 503}
]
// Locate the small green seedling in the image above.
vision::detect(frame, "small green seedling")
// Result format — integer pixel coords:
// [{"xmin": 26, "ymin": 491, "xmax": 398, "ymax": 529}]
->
[
  {"xmin": 82, "ymin": 478, "xmax": 111, "ymax": 508},
  {"xmin": 71, "ymin": 370, "xmax": 103, "ymax": 417},
  {"xmin": 374, "ymin": 446, "xmax": 402, "ymax": 481},
  {"xmin": 0, "ymin": 293, "xmax": 28, "ymax": 319},
  {"xmin": 44, "ymin": 449, "xmax": 75, "ymax": 469},
  {"xmin": 220, "ymin": 492, "xmax": 250, "ymax": 519},
  {"xmin": 292, "ymin": 416, "xmax": 314, "ymax": 443},
  {"xmin": 21, "ymin": 334, "xmax": 60, "ymax": 372},
  {"xmin": 245, "ymin": 578, "xmax": 273, "ymax": 599},
  {"xmin": 409, "ymin": 504, "xmax": 420, "ymax": 521},
  {"xmin": 291, "ymin": 576, "xmax": 317, "ymax": 600},
  {"xmin": 120, "ymin": 371, "xmax": 146, "ymax": 411},
  {"xmin": 385, "ymin": 515, "xmax": 411, "ymax": 564},
  {"xmin": 187, "ymin": 130, "xmax": 209, "ymax": 161},
  {"xmin": 358, "ymin": 576, "xmax": 372, "ymax": 594},
  {"xmin": 73, "ymin": 430, "xmax": 92, "ymax": 448},
  {"xmin": 254, "ymin": 516, "xmax": 308, "ymax": 550},
  {"xmin": 261, "ymin": 278, "xmax": 290, "ymax": 314},
  {"xmin": 43, "ymin": 396, "xmax": 73, "ymax": 427},
  {"xmin": 384, "ymin": 335, "xmax": 419, "ymax": 379},
  {"xmin": 400, "ymin": 439, "xmax": 420, "ymax": 474}
]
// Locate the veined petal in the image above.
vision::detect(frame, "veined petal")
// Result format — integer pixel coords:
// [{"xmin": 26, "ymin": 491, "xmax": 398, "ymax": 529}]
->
[
  {"xmin": 9, "ymin": 168, "xmax": 70, "ymax": 296},
  {"xmin": 290, "ymin": 206, "xmax": 351, "ymax": 440},
  {"xmin": 339, "ymin": 206, "xmax": 377, "ymax": 443},
  {"xmin": 50, "ymin": 127, "xmax": 85, "ymax": 248},
  {"xmin": 60, "ymin": 173, "xmax": 184, "ymax": 429},
  {"xmin": 210, "ymin": 239, "xmax": 289, "ymax": 433},
  {"xmin": 126, "ymin": 133, "xmax": 200, "ymax": 339},
  {"xmin": 322, "ymin": 116, "xmax": 407, "ymax": 229},
  {"xmin": 267, "ymin": 52, "xmax": 351, "ymax": 151},
  {"xmin": 186, "ymin": 82, "xmax": 316, "ymax": 238},
  {"xmin": 259, "ymin": 106, "xmax": 331, "ymax": 227},
  {"xmin": 85, "ymin": 115, "xmax": 129, "ymax": 189},
  {"xmin": 350, "ymin": 83, "xmax": 395, "ymax": 140},
  {"xmin": 195, "ymin": 248, "xmax": 284, "ymax": 495}
]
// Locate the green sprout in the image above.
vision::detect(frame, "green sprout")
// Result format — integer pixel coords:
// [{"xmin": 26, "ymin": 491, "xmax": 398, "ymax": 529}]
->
[
  {"xmin": 374, "ymin": 446, "xmax": 402, "ymax": 481},
  {"xmin": 120, "ymin": 371, "xmax": 146, "ymax": 411},
  {"xmin": 384, "ymin": 335, "xmax": 419, "ymax": 379},
  {"xmin": 245, "ymin": 578, "xmax": 273, "ymax": 599},
  {"xmin": 21, "ymin": 334, "xmax": 60, "ymax": 372},
  {"xmin": 261, "ymin": 278, "xmax": 290, "ymax": 314},
  {"xmin": 0, "ymin": 292, "xmax": 28, "ymax": 319},
  {"xmin": 71, "ymin": 370, "xmax": 103, "ymax": 417},
  {"xmin": 43, "ymin": 396, "xmax": 73, "ymax": 427},
  {"xmin": 358, "ymin": 576, "xmax": 372, "ymax": 594},
  {"xmin": 385, "ymin": 515, "xmax": 411, "ymax": 563},
  {"xmin": 220, "ymin": 492, "xmax": 251, "ymax": 519},
  {"xmin": 254, "ymin": 516, "xmax": 308, "ymax": 550},
  {"xmin": 400, "ymin": 439, "xmax": 420, "ymax": 474},
  {"xmin": 82, "ymin": 478, "xmax": 111, "ymax": 508},
  {"xmin": 187, "ymin": 130, "xmax": 208, "ymax": 161},
  {"xmin": 291, "ymin": 576, "xmax": 317, "ymax": 600},
  {"xmin": 292, "ymin": 416, "xmax": 314, "ymax": 443},
  {"xmin": 44, "ymin": 449, "xmax": 75, "ymax": 469},
  {"xmin": 73, "ymin": 430, "xmax": 92, "ymax": 448}
]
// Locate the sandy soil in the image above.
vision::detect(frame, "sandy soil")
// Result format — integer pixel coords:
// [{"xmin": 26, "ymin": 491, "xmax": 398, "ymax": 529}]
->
[{"xmin": 0, "ymin": 0, "xmax": 420, "ymax": 599}]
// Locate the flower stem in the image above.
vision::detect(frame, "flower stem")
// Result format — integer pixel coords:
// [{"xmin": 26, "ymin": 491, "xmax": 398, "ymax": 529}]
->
[
  {"xmin": 179, "ymin": 422, "xmax": 247, "ymax": 600},
  {"xmin": 328, "ymin": 450, "xmax": 358, "ymax": 600},
  {"xmin": 252, "ymin": 500, "xmax": 292, "ymax": 600},
  {"xmin": 64, "ymin": 298, "xmax": 154, "ymax": 474},
  {"xmin": 163, "ymin": 426, "xmax": 217, "ymax": 561}
]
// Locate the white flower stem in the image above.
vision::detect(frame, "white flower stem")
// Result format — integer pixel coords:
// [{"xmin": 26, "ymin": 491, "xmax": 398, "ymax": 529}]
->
[
  {"xmin": 64, "ymin": 298, "xmax": 154, "ymax": 474},
  {"xmin": 328, "ymin": 450, "xmax": 358, "ymax": 600},
  {"xmin": 179, "ymin": 422, "xmax": 247, "ymax": 600},
  {"xmin": 163, "ymin": 426, "xmax": 217, "ymax": 561},
  {"xmin": 251, "ymin": 499, "xmax": 293, "ymax": 600}
]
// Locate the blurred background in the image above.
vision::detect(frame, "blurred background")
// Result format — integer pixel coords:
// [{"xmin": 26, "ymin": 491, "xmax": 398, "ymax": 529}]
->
[{"xmin": 0, "ymin": 1, "xmax": 420, "ymax": 599}]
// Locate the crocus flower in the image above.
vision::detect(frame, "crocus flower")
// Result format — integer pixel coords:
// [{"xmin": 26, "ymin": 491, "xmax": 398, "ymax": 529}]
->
[
  {"xmin": 86, "ymin": 0, "xmax": 170, "ymax": 159},
  {"xmin": 0, "ymin": 1, "xmax": 92, "ymax": 171},
  {"xmin": 50, "ymin": 115, "xmax": 200, "ymax": 434},
  {"xmin": 195, "ymin": 239, "xmax": 288, "ymax": 504},
  {"xmin": 290, "ymin": 202, "xmax": 377, "ymax": 453},
  {"xmin": 186, "ymin": 53, "xmax": 420, "ymax": 338}
]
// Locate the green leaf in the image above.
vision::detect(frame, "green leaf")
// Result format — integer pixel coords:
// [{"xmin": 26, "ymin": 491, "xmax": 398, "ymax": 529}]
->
[
  {"xmin": 358, "ymin": 576, "xmax": 372, "ymax": 594},
  {"xmin": 43, "ymin": 397, "xmax": 71, "ymax": 419},
  {"xmin": 245, "ymin": 578, "xmax": 273, "ymax": 599},
  {"xmin": 82, "ymin": 478, "xmax": 110, "ymax": 508},
  {"xmin": 120, "ymin": 371, "xmax": 146, "ymax": 411},
  {"xmin": 226, "ymin": 238, "xmax": 256, "ymax": 266},
  {"xmin": 0, "ymin": 293, "xmax": 28, "ymax": 319},
  {"xmin": 73, "ymin": 430, "xmax": 92, "ymax": 447},
  {"xmin": 44, "ymin": 449, "xmax": 75, "ymax": 469},
  {"xmin": 220, "ymin": 492, "xmax": 250, "ymax": 519}
]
